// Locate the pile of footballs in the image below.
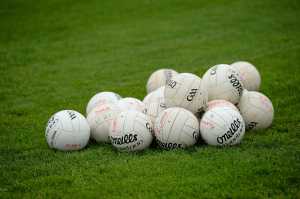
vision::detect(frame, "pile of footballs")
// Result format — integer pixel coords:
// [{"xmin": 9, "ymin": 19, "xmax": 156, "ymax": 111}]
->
[{"xmin": 46, "ymin": 61, "xmax": 274, "ymax": 152}]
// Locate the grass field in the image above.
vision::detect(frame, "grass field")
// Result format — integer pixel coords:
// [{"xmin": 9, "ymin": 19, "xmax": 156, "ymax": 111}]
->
[{"xmin": 1, "ymin": 0, "xmax": 300, "ymax": 198}]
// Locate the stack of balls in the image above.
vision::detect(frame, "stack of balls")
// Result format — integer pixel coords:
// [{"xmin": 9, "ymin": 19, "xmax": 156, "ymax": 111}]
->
[{"xmin": 45, "ymin": 61, "xmax": 274, "ymax": 152}]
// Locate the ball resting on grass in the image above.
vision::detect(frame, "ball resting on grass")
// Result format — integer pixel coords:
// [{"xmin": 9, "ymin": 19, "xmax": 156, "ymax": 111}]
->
[
  {"xmin": 200, "ymin": 106, "xmax": 245, "ymax": 146},
  {"xmin": 46, "ymin": 110, "xmax": 90, "ymax": 151},
  {"xmin": 109, "ymin": 110, "xmax": 153, "ymax": 152},
  {"xmin": 154, "ymin": 107, "xmax": 200, "ymax": 150},
  {"xmin": 87, "ymin": 103, "xmax": 121, "ymax": 143},
  {"xmin": 238, "ymin": 90, "xmax": 274, "ymax": 131}
]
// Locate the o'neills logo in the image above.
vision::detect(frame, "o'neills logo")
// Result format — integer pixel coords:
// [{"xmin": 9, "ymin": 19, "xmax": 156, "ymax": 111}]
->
[
  {"xmin": 167, "ymin": 79, "xmax": 177, "ymax": 88},
  {"xmin": 111, "ymin": 134, "xmax": 138, "ymax": 145},
  {"xmin": 67, "ymin": 111, "xmax": 77, "ymax": 120},
  {"xmin": 156, "ymin": 139, "xmax": 183, "ymax": 150},
  {"xmin": 217, "ymin": 119, "xmax": 241, "ymax": 144}
]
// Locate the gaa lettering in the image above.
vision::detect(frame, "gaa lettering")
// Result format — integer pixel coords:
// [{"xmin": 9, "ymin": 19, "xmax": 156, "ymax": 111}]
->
[
  {"xmin": 167, "ymin": 79, "xmax": 177, "ymax": 88},
  {"xmin": 111, "ymin": 134, "xmax": 138, "ymax": 145},
  {"xmin": 47, "ymin": 117, "xmax": 58, "ymax": 129},
  {"xmin": 187, "ymin": 88, "xmax": 198, "ymax": 101},
  {"xmin": 46, "ymin": 117, "xmax": 59, "ymax": 141},
  {"xmin": 228, "ymin": 74, "xmax": 243, "ymax": 96},
  {"xmin": 67, "ymin": 111, "xmax": 77, "ymax": 120},
  {"xmin": 217, "ymin": 118, "xmax": 241, "ymax": 144}
]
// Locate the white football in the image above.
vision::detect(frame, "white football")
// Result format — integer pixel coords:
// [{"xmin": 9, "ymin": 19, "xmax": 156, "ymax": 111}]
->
[
  {"xmin": 205, "ymin": 99, "xmax": 238, "ymax": 112},
  {"xmin": 86, "ymin": 91, "xmax": 121, "ymax": 115},
  {"xmin": 146, "ymin": 101, "xmax": 167, "ymax": 124},
  {"xmin": 143, "ymin": 86, "xmax": 165, "ymax": 106},
  {"xmin": 238, "ymin": 90, "xmax": 274, "ymax": 130},
  {"xmin": 146, "ymin": 68, "xmax": 178, "ymax": 93},
  {"xmin": 200, "ymin": 107, "xmax": 245, "ymax": 146},
  {"xmin": 143, "ymin": 87, "xmax": 166, "ymax": 124},
  {"xmin": 202, "ymin": 64, "xmax": 244, "ymax": 104},
  {"xmin": 109, "ymin": 110, "xmax": 153, "ymax": 152},
  {"xmin": 117, "ymin": 97, "xmax": 146, "ymax": 113},
  {"xmin": 154, "ymin": 107, "xmax": 200, "ymax": 150},
  {"xmin": 164, "ymin": 73, "xmax": 207, "ymax": 114},
  {"xmin": 87, "ymin": 103, "xmax": 120, "ymax": 143},
  {"xmin": 45, "ymin": 110, "xmax": 90, "ymax": 151},
  {"xmin": 231, "ymin": 61, "xmax": 261, "ymax": 91}
]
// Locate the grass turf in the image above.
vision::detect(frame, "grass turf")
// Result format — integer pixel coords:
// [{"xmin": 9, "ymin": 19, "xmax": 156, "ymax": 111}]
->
[{"xmin": 0, "ymin": 0, "xmax": 300, "ymax": 198}]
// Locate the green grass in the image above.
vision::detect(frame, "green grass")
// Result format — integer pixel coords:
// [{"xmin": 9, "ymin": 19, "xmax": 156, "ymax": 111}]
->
[{"xmin": 1, "ymin": 0, "xmax": 300, "ymax": 198}]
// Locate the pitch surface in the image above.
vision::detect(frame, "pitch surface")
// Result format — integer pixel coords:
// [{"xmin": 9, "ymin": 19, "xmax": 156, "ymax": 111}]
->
[{"xmin": 0, "ymin": 0, "xmax": 299, "ymax": 198}]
